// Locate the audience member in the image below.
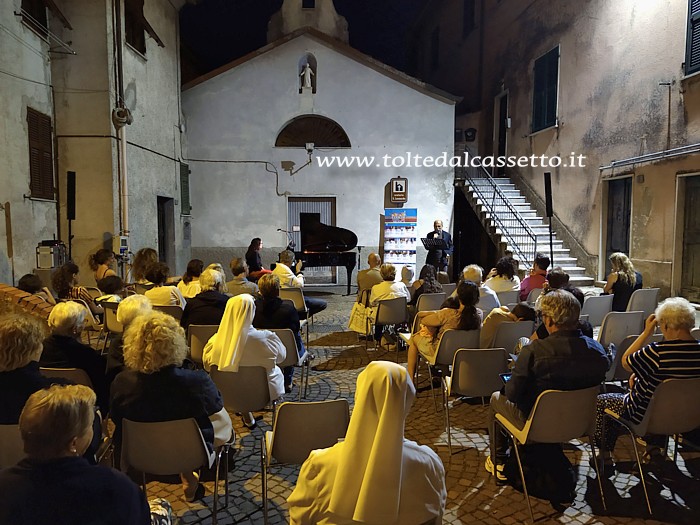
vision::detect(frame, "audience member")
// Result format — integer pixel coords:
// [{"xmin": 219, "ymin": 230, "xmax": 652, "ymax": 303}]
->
[
  {"xmin": 288, "ymin": 361, "xmax": 446, "ymax": 525},
  {"xmin": 480, "ymin": 302, "xmax": 536, "ymax": 348},
  {"xmin": 253, "ymin": 274, "xmax": 307, "ymax": 393},
  {"xmin": 368, "ymin": 263, "xmax": 411, "ymax": 342},
  {"xmin": 180, "ymin": 269, "xmax": 229, "ymax": 331},
  {"xmin": 144, "ymin": 262, "xmax": 186, "ymax": 308},
  {"xmin": 245, "ymin": 237, "xmax": 272, "ymax": 281},
  {"xmin": 202, "ymin": 294, "xmax": 285, "ymax": 428},
  {"xmin": 40, "ymin": 302, "xmax": 109, "ymax": 411},
  {"xmin": 486, "ymin": 290, "xmax": 608, "ymax": 481},
  {"xmin": 178, "ymin": 259, "xmax": 203, "ymax": 299},
  {"xmin": 0, "ymin": 385, "xmax": 151, "ymax": 525},
  {"xmin": 17, "ymin": 273, "xmax": 56, "ymax": 305},
  {"xmin": 89, "ymin": 248, "xmax": 117, "ymax": 283},
  {"xmin": 273, "ymin": 250, "xmax": 327, "ymax": 317},
  {"xmin": 357, "ymin": 253, "xmax": 383, "ymax": 298},
  {"xmin": 111, "ymin": 311, "xmax": 232, "ymax": 501},
  {"xmin": 454, "ymin": 264, "xmax": 500, "ymax": 312},
  {"xmin": 95, "ymin": 275, "xmax": 124, "ymax": 303},
  {"xmin": 595, "ymin": 297, "xmax": 700, "ymax": 466},
  {"xmin": 400, "ymin": 264, "xmax": 415, "ymax": 289},
  {"xmin": 52, "ymin": 262, "xmax": 103, "ymax": 317},
  {"xmin": 545, "ymin": 268, "xmax": 570, "ymax": 291},
  {"xmin": 408, "ymin": 265, "xmax": 443, "ymax": 308},
  {"xmin": 105, "ymin": 295, "xmax": 153, "ymax": 385},
  {"xmin": 531, "ymin": 285, "xmax": 593, "ymax": 340},
  {"xmin": 519, "ymin": 252, "xmax": 550, "ymax": 301},
  {"xmin": 603, "ymin": 252, "xmax": 643, "ymax": 311},
  {"xmin": 406, "ymin": 280, "xmax": 482, "ymax": 379},
  {"xmin": 129, "ymin": 247, "xmax": 158, "ymax": 284},
  {"xmin": 484, "ymin": 257, "xmax": 521, "ymax": 293},
  {"xmin": 226, "ymin": 257, "xmax": 259, "ymax": 297}
]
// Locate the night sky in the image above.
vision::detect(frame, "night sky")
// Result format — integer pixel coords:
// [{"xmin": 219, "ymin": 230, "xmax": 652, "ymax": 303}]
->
[{"xmin": 179, "ymin": 0, "xmax": 428, "ymax": 80}]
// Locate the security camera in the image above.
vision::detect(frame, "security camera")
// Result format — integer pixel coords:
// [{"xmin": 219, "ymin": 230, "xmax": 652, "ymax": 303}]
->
[{"xmin": 305, "ymin": 142, "xmax": 314, "ymax": 155}]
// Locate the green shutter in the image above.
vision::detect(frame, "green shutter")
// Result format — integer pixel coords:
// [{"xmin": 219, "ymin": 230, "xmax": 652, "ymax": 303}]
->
[
  {"xmin": 180, "ymin": 162, "xmax": 191, "ymax": 215},
  {"xmin": 532, "ymin": 46, "xmax": 559, "ymax": 133},
  {"xmin": 686, "ymin": 0, "xmax": 700, "ymax": 75}
]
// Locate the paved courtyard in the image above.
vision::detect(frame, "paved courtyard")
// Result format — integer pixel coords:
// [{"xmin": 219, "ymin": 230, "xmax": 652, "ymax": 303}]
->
[{"xmin": 142, "ymin": 287, "xmax": 700, "ymax": 524}]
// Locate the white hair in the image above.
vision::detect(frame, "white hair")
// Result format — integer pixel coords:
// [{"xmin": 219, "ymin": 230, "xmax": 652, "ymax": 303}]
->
[
  {"xmin": 48, "ymin": 301, "xmax": 86, "ymax": 334},
  {"xmin": 200, "ymin": 268, "xmax": 225, "ymax": 292},
  {"xmin": 655, "ymin": 297, "xmax": 696, "ymax": 331},
  {"xmin": 116, "ymin": 294, "xmax": 153, "ymax": 325}
]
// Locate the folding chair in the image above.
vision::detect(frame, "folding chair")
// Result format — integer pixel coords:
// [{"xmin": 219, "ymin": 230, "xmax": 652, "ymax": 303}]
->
[
  {"xmin": 261, "ymin": 399, "xmax": 350, "ymax": 524},
  {"xmin": 477, "ymin": 292, "xmax": 500, "ymax": 314},
  {"xmin": 0, "ymin": 425, "xmax": 24, "ymax": 468},
  {"xmin": 604, "ymin": 378, "xmax": 700, "ymax": 515},
  {"xmin": 134, "ymin": 283, "xmax": 155, "ymax": 294},
  {"xmin": 626, "ymin": 288, "xmax": 660, "ymax": 319},
  {"xmin": 526, "ymin": 288, "xmax": 543, "ymax": 305},
  {"xmin": 597, "ymin": 311, "xmax": 644, "ymax": 349},
  {"xmin": 210, "ymin": 366, "xmax": 278, "ymax": 426},
  {"xmin": 40, "ymin": 367, "xmax": 94, "ymax": 388},
  {"xmin": 99, "ymin": 301, "xmax": 122, "ymax": 353},
  {"xmin": 279, "ymin": 288, "xmax": 310, "ymax": 345},
  {"xmin": 415, "ymin": 292, "xmax": 447, "ymax": 313},
  {"xmin": 497, "ymin": 290, "xmax": 519, "ymax": 306},
  {"xmin": 270, "ymin": 328, "xmax": 312, "ymax": 401},
  {"xmin": 581, "ymin": 295, "xmax": 614, "ymax": 327},
  {"xmin": 605, "ymin": 333, "xmax": 664, "ymax": 384},
  {"xmin": 69, "ymin": 299, "xmax": 104, "ymax": 346},
  {"xmin": 86, "ymin": 286, "xmax": 102, "ymax": 300},
  {"xmin": 443, "ymin": 348, "xmax": 508, "ymax": 455},
  {"xmin": 367, "ymin": 296, "xmax": 408, "ymax": 354},
  {"xmin": 152, "ymin": 304, "xmax": 184, "ymax": 321},
  {"xmin": 187, "ymin": 324, "xmax": 219, "ymax": 367},
  {"xmin": 692, "ymin": 327, "xmax": 700, "ymax": 341},
  {"xmin": 121, "ymin": 417, "xmax": 232, "ymax": 524},
  {"xmin": 491, "ymin": 320, "xmax": 535, "ymax": 354},
  {"xmin": 441, "ymin": 283, "xmax": 457, "ymax": 296},
  {"xmin": 495, "ymin": 386, "xmax": 606, "ymax": 523}
]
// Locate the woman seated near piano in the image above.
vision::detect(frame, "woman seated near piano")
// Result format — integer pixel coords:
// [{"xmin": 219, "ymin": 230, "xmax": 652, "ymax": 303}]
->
[{"xmin": 245, "ymin": 238, "xmax": 273, "ymax": 281}]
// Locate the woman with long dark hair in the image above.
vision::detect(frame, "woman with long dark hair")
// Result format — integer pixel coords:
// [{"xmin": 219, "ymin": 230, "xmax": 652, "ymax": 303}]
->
[
  {"xmin": 177, "ymin": 259, "xmax": 204, "ymax": 299},
  {"xmin": 406, "ymin": 280, "xmax": 482, "ymax": 378},
  {"xmin": 51, "ymin": 263, "xmax": 103, "ymax": 317},
  {"xmin": 245, "ymin": 238, "xmax": 272, "ymax": 281},
  {"xmin": 88, "ymin": 249, "xmax": 117, "ymax": 283}
]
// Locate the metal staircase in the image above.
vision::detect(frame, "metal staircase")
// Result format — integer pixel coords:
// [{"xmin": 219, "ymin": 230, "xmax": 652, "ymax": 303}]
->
[{"xmin": 457, "ymin": 165, "xmax": 594, "ymax": 287}]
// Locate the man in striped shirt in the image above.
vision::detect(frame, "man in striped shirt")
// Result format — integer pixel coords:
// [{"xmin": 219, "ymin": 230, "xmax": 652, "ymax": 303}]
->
[{"xmin": 595, "ymin": 297, "xmax": 700, "ymax": 460}]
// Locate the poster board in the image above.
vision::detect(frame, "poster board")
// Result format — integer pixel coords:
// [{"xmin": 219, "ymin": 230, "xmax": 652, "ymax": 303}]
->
[{"xmin": 383, "ymin": 208, "xmax": 417, "ymax": 279}]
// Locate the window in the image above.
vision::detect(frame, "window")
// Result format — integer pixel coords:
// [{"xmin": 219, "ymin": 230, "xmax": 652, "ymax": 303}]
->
[
  {"xmin": 124, "ymin": 0, "xmax": 164, "ymax": 55},
  {"xmin": 686, "ymin": 0, "xmax": 700, "ymax": 75},
  {"xmin": 463, "ymin": 0, "xmax": 475, "ymax": 38},
  {"xmin": 27, "ymin": 108, "xmax": 54, "ymax": 200},
  {"xmin": 21, "ymin": 0, "xmax": 48, "ymax": 36},
  {"xmin": 180, "ymin": 163, "xmax": 191, "ymax": 215},
  {"xmin": 302, "ymin": 0, "xmax": 316, "ymax": 8},
  {"xmin": 430, "ymin": 26, "xmax": 440, "ymax": 70},
  {"xmin": 532, "ymin": 46, "xmax": 559, "ymax": 133}
]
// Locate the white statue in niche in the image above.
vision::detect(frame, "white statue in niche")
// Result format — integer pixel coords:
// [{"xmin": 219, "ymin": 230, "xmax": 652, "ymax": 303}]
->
[{"xmin": 300, "ymin": 63, "xmax": 314, "ymax": 89}]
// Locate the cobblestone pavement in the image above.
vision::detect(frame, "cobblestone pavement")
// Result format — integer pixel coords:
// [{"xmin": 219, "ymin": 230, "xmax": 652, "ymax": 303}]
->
[{"xmin": 142, "ymin": 287, "xmax": 700, "ymax": 524}]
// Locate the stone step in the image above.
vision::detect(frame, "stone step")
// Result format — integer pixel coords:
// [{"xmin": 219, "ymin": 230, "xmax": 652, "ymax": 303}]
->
[{"xmin": 570, "ymin": 276, "xmax": 595, "ymax": 286}]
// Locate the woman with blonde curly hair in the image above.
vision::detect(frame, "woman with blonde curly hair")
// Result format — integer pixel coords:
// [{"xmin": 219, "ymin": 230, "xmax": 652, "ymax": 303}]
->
[
  {"xmin": 110, "ymin": 311, "xmax": 232, "ymax": 501},
  {"xmin": 603, "ymin": 252, "xmax": 643, "ymax": 311}
]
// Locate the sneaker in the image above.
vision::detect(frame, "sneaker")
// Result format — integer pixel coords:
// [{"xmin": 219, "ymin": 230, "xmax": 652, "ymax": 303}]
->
[
  {"xmin": 241, "ymin": 413, "xmax": 257, "ymax": 429},
  {"xmin": 485, "ymin": 456, "xmax": 507, "ymax": 482},
  {"xmin": 284, "ymin": 381, "xmax": 295, "ymax": 394}
]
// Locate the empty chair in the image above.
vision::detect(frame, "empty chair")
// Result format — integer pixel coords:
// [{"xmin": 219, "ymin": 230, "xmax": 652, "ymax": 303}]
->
[
  {"xmin": 367, "ymin": 296, "xmax": 408, "ymax": 352},
  {"xmin": 415, "ymin": 292, "xmax": 447, "ymax": 313},
  {"xmin": 491, "ymin": 320, "xmax": 535, "ymax": 355},
  {"xmin": 187, "ymin": 324, "xmax": 219, "ymax": 367},
  {"xmin": 134, "ymin": 282, "xmax": 155, "ymax": 294},
  {"xmin": 40, "ymin": 367, "xmax": 94, "ymax": 388},
  {"xmin": 495, "ymin": 387, "xmax": 606, "ymax": 523},
  {"xmin": 581, "ymin": 295, "xmax": 614, "ymax": 327},
  {"xmin": 261, "ymin": 399, "xmax": 350, "ymax": 522},
  {"xmin": 497, "ymin": 290, "xmax": 519, "ymax": 306},
  {"xmin": 210, "ymin": 365, "xmax": 277, "ymax": 424},
  {"xmin": 605, "ymin": 333, "xmax": 664, "ymax": 384},
  {"xmin": 597, "ymin": 311, "xmax": 645, "ymax": 349},
  {"xmin": 100, "ymin": 301, "xmax": 123, "ymax": 352},
  {"xmin": 443, "ymin": 348, "xmax": 508, "ymax": 454},
  {"xmin": 0, "ymin": 425, "xmax": 24, "ymax": 468},
  {"xmin": 152, "ymin": 304, "xmax": 183, "ymax": 321},
  {"xmin": 441, "ymin": 283, "xmax": 456, "ymax": 296},
  {"xmin": 604, "ymin": 378, "xmax": 700, "ymax": 515},
  {"xmin": 270, "ymin": 328, "xmax": 312, "ymax": 401},
  {"xmin": 626, "ymin": 288, "xmax": 660, "ymax": 319},
  {"xmin": 526, "ymin": 288, "xmax": 543, "ymax": 305},
  {"xmin": 121, "ymin": 417, "xmax": 231, "ymax": 524}
]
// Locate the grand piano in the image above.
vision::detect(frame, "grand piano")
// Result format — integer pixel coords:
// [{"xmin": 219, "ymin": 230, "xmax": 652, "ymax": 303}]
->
[{"xmin": 295, "ymin": 213, "xmax": 358, "ymax": 295}]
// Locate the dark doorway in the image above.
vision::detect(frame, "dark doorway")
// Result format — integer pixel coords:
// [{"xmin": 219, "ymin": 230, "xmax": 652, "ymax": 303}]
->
[
  {"xmin": 157, "ymin": 196, "xmax": 175, "ymax": 270},
  {"xmin": 453, "ymin": 188, "xmax": 498, "ymax": 282},
  {"xmin": 495, "ymin": 93, "xmax": 508, "ymax": 176},
  {"xmin": 605, "ymin": 177, "xmax": 632, "ymax": 275},
  {"xmin": 681, "ymin": 176, "xmax": 700, "ymax": 302}
]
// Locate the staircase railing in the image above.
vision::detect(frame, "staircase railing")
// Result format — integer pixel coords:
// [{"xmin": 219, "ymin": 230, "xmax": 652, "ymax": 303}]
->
[{"xmin": 457, "ymin": 164, "xmax": 539, "ymax": 267}]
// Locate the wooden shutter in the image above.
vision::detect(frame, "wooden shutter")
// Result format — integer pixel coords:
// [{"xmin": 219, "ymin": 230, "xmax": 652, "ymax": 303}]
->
[
  {"xmin": 27, "ymin": 108, "xmax": 55, "ymax": 200},
  {"xmin": 180, "ymin": 162, "xmax": 191, "ymax": 215},
  {"xmin": 532, "ymin": 46, "xmax": 559, "ymax": 132},
  {"xmin": 686, "ymin": 0, "xmax": 700, "ymax": 75}
]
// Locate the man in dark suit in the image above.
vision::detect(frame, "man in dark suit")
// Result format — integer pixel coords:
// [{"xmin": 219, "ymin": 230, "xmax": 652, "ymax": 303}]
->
[{"xmin": 426, "ymin": 219, "xmax": 453, "ymax": 273}]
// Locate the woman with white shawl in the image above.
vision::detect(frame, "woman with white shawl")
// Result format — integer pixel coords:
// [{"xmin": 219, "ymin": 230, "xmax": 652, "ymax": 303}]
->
[
  {"xmin": 288, "ymin": 361, "xmax": 446, "ymax": 525},
  {"xmin": 203, "ymin": 294, "xmax": 285, "ymax": 426}
]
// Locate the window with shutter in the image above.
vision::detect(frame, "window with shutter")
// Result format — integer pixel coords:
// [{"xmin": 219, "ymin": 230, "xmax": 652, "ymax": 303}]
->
[
  {"xmin": 21, "ymin": 0, "xmax": 48, "ymax": 36},
  {"xmin": 532, "ymin": 46, "xmax": 559, "ymax": 133},
  {"xmin": 27, "ymin": 108, "xmax": 55, "ymax": 200},
  {"xmin": 686, "ymin": 0, "xmax": 700, "ymax": 75},
  {"xmin": 180, "ymin": 163, "xmax": 191, "ymax": 215}
]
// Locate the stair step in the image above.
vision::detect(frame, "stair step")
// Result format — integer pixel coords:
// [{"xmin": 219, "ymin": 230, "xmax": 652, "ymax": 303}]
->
[{"xmin": 569, "ymin": 276, "xmax": 595, "ymax": 285}]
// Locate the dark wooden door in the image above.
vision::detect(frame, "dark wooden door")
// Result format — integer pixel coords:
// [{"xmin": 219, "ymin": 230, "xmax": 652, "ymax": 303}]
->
[
  {"xmin": 496, "ymin": 94, "xmax": 508, "ymax": 176},
  {"xmin": 605, "ymin": 177, "xmax": 632, "ymax": 275},
  {"xmin": 157, "ymin": 196, "xmax": 175, "ymax": 270},
  {"xmin": 681, "ymin": 176, "xmax": 700, "ymax": 302}
]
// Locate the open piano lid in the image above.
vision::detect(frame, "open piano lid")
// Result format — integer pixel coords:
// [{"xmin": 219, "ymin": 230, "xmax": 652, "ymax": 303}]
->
[{"xmin": 299, "ymin": 213, "xmax": 358, "ymax": 252}]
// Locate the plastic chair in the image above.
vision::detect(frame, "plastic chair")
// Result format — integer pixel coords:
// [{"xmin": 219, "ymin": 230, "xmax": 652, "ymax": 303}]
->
[
  {"xmin": 210, "ymin": 366, "xmax": 277, "ymax": 426},
  {"xmin": 491, "ymin": 320, "xmax": 535, "ymax": 354},
  {"xmin": 187, "ymin": 324, "xmax": 219, "ymax": 367},
  {"xmin": 443, "ymin": 348, "xmax": 508, "ymax": 454},
  {"xmin": 279, "ymin": 288, "xmax": 310, "ymax": 344},
  {"xmin": 40, "ymin": 367, "xmax": 94, "ymax": 388},
  {"xmin": 415, "ymin": 292, "xmax": 447, "ymax": 313},
  {"xmin": 69, "ymin": 298, "xmax": 104, "ymax": 346},
  {"xmin": 605, "ymin": 333, "xmax": 664, "ymax": 384},
  {"xmin": 121, "ymin": 417, "xmax": 232, "ymax": 524},
  {"xmin": 99, "ymin": 301, "xmax": 123, "ymax": 353},
  {"xmin": 495, "ymin": 386, "xmax": 606, "ymax": 523},
  {"xmin": 270, "ymin": 328, "xmax": 311, "ymax": 401},
  {"xmin": 692, "ymin": 327, "xmax": 700, "ymax": 341},
  {"xmin": 134, "ymin": 283, "xmax": 155, "ymax": 294},
  {"xmin": 597, "ymin": 311, "xmax": 644, "ymax": 349},
  {"xmin": 604, "ymin": 378, "xmax": 700, "ymax": 515},
  {"xmin": 526, "ymin": 288, "xmax": 543, "ymax": 305},
  {"xmin": 261, "ymin": 399, "xmax": 350, "ymax": 523},
  {"xmin": 152, "ymin": 304, "xmax": 183, "ymax": 321},
  {"xmin": 367, "ymin": 296, "xmax": 408, "ymax": 354},
  {"xmin": 441, "ymin": 283, "xmax": 456, "ymax": 296},
  {"xmin": 86, "ymin": 286, "xmax": 102, "ymax": 300},
  {"xmin": 477, "ymin": 292, "xmax": 500, "ymax": 314},
  {"xmin": 626, "ymin": 288, "xmax": 660, "ymax": 319},
  {"xmin": 581, "ymin": 295, "xmax": 614, "ymax": 327},
  {"xmin": 0, "ymin": 425, "xmax": 24, "ymax": 468},
  {"xmin": 497, "ymin": 290, "xmax": 519, "ymax": 306}
]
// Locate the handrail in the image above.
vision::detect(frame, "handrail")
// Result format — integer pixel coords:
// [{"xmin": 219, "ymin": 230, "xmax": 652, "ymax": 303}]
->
[{"xmin": 457, "ymin": 163, "xmax": 539, "ymax": 267}]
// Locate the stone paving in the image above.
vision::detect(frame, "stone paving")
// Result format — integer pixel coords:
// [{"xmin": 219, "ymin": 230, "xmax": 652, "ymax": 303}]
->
[{"xmin": 141, "ymin": 287, "xmax": 700, "ymax": 524}]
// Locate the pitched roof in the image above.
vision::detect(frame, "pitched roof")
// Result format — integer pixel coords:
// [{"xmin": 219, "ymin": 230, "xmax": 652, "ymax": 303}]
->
[{"xmin": 182, "ymin": 26, "xmax": 460, "ymax": 105}]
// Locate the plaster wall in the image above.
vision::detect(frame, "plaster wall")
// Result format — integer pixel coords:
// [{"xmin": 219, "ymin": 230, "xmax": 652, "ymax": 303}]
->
[
  {"xmin": 0, "ymin": 1, "xmax": 58, "ymax": 284},
  {"xmin": 182, "ymin": 34, "xmax": 455, "ymax": 283}
]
